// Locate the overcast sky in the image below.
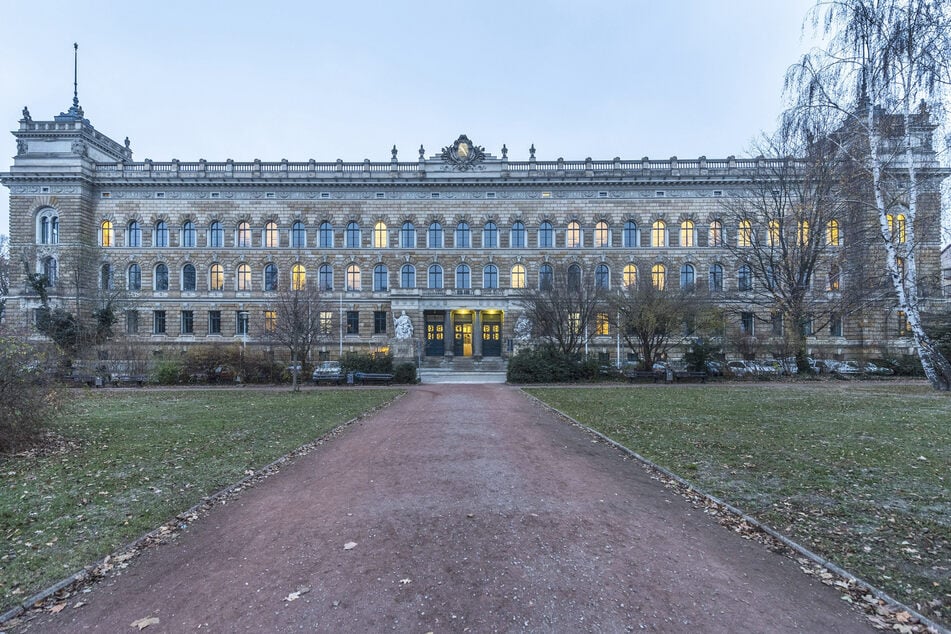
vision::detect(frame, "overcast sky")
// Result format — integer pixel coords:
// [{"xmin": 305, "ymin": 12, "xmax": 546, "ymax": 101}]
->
[{"xmin": 2, "ymin": 0, "xmax": 828, "ymax": 238}]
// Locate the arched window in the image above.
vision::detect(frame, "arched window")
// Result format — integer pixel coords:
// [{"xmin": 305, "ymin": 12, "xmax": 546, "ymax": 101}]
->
[
  {"xmin": 896, "ymin": 256, "xmax": 906, "ymax": 283},
  {"xmin": 263, "ymin": 222, "xmax": 278, "ymax": 248},
  {"xmin": 428, "ymin": 264, "xmax": 443, "ymax": 289},
  {"xmin": 400, "ymin": 222, "xmax": 416, "ymax": 248},
  {"xmin": 127, "ymin": 263, "xmax": 141, "ymax": 291},
  {"xmin": 594, "ymin": 221, "xmax": 609, "ymax": 248},
  {"xmin": 182, "ymin": 263, "xmax": 196, "ymax": 291},
  {"xmin": 209, "ymin": 221, "xmax": 224, "ymax": 248},
  {"xmin": 455, "ymin": 222, "xmax": 471, "ymax": 248},
  {"xmin": 826, "ymin": 219, "xmax": 841, "ymax": 246},
  {"xmin": 345, "ymin": 264, "xmax": 361, "ymax": 291},
  {"xmin": 127, "ymin": 221, "xmax": 142, "ymax": 247},
  {"xmin": 154, "ymin": 263, "xmax": 169, "ymax": 291},
  {"xmin": 709, "ymin": 263, "xmax": 724, "ymax": 291},
  {"xmin": 318, "ymin": 264, "xmax": 333, "ymax": 291},
  {"xmin": 237, "ymin": 263, "xmax": 251, "ymax": 291},
  {"xmin": 154, "ymin": 221, "xmax": 169, "ymax": 247},
  {"xmin": 236, "ymin": 222, "xmax": 252, "ymax": 248},
  {"xmin": 100, "ymin": 263, "xmax": 112, "ymax": 290},
  {"xmin": 680, "ymin": 263, "xmax": 695, "ymax": 289},
  {"xmin": 709, "ymin": 220, "xmax": 723, "ymax": 247},
  {"xmin": 511, "ymin": 264, "xmax": 526, "ymax": 289},
  {"xmin": 42, "ymin": 257, "xmax": 57, "ymax": 287},
  {"xmin": 374, "ymin": 222, "xmax": 388, "ymax": 249},
  {"xmin": 292, "ymin": 221, "xmax": 307, "ymax": 248},
  {"xmin": 538, "ymin": 221, "xmax": 553, "ymax": 248},
  {"xmin": 888, "ymin": 213, "xmax": 906, "ymax": 244},
  {"xmin": 345, "ymin": 222, "xmax": 361, "ymax": 248},
  {"xmin": 539, "ymin": 263, "xmax": 553, "ymax": 290},
  {"xmin": 828, "ymin": 263, "xmax": 841, "ymax": 291},
  {"xmin": 623, "ymin": 264, "xmax": 638, "ymax": 288},
  {"xmin": 679, "ymin": 220, "xmax": 695, "ymax": 248},
  {"xmin": 737, "ymin": 219, "xmax": 752, "ymax": 247},
  {"xmin": 623, "ymin": 221, "xmax": 639, "ymax": 248},
  {"xmin": 373, "ymin": 264, "xmax": 388, "ymax": 291},
  {"xmin": 566, "ymin": 221, "xmax": 582, "ymax": 248},
  {"xmin": 37, "ymin": 210, "xmax": 59, "ymax": 245},
  {"xmin": 651, "ymin": 263, "xmax": 666, "ymax": 290},
  {"xmin": 797, "ymin": 220, "xmax": 810, "ymax": 246},
  {"xmin": 595, "ymin": 263, "xmax": 610, "ymax": 289},
  {"xmin": 428, "ymin": 222, "xmax": 444, "ymax": 248},
  {"xmin": 651, "ymin": 220, "xmax": 667, "ymax": 247},
  {"xmin": 511, "ymin": 221, "xmax": 526, "ymax": 248},
  {"xmin": 483, "ymin": 222, "xmax": 498, "ymax": 248},
  {"xmin": 209, "ymin": 263, "xmax": 224, "ymax": 291},
  {"xmin": 292, "ymin": 263, "xmax": 307, "ymax": 291},
  {"xmin": 567, "ymin": 264, "xmax": 582, "ymax": 290},
  {"xmin": 263, "ymin": 263, "xmax": 277, "ymax": 291},
  {"xmin": 738, "ymin": 264, "xmax": 753, "ymax": 291},
  {"xmin": 767, "ymin": 220, "xmax": 781, "ymax": 247},
  {"xmin": 456, "ymin": 264, "xmax": 471, "ymax": 289},
  {"xmin": 401, "ymin": 264, "xmax": 416, "ymax": 288},
  {"xmin": 764, "ymin": 265, "xmax": 777, "ymax": 290},
  {"xmin": 483, "ymin": 264, "xmax": 499, "ymax": 289},
  {"xmin": 181, "ymin": 221, "xmax": 196, "ymax": 247},
  {"xmin": 319, "ymin": 222, "xmax": 334, "ymax": 248},
  {"xmin": 100, "ymin": 220, "xmax": 114, "ymax": 247}
]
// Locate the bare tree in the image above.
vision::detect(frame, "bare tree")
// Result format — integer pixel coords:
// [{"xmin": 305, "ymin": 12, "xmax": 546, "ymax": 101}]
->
[
  {"xmin": 787, "ymin": 0, "xmax": 951, "ymax": 389},
  {"xmin": 266, "ymin": 279, "xmax": 331, "ymax": 391},
  {"xmin": 516, "ymin": 266, "xmax": 605, "ymax": 357}
]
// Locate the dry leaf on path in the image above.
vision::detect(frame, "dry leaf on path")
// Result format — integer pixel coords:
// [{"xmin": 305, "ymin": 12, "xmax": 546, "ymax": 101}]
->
[
  {"xmin": 130, "ymin": 616, "xmax": 160, "ymax": 630},
  {"xmin": 49, "ymin": 603, "xmax": 66, "ymax": 613},
  {"xmin": 344, "ymin": 541, "xmax": 357, "ymax": 550}
]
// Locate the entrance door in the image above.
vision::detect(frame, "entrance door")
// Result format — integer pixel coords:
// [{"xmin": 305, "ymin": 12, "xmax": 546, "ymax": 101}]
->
[
  {"xmin": 424, "ymin": 312, "xmax": 445, "ymax": 357},
  {"xmin": 482, "ymin": 314, "xmax": 502, "ymax": 357},
  {"xmin": 453, "ymin": 323, "xmax": 473, "ymax": 356}
]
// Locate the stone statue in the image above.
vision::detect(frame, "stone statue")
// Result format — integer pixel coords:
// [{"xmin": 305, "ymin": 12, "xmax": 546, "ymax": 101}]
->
[
  {"xmin": 21, "ymin": 106, "xmax": 32, "ymax": 122},
  {"xmin": 16, "ymin": 140, "xmax": 28, "ymax": 155},
  {"xmin": 514, "ymin": 315, "xmax": 532, "ymax": 342},
  {"xmin": 394, "ymin": 311, "xmax": 413, "ymax": 339}
]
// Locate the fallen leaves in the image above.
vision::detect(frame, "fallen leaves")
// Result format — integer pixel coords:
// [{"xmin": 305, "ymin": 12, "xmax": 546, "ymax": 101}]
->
[{"xmin": 130, "ymin": 616, "xmax": 160, "ymax": 630}]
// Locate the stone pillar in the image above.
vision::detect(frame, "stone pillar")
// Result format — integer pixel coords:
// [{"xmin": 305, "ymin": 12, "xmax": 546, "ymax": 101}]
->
[
  {"xmin": 444, "ymin": 311, "xmax": 453, "ymax": 358},
  {"xmin": 473, "ymin": 310, "xmax": 483, "ymax": 358}
]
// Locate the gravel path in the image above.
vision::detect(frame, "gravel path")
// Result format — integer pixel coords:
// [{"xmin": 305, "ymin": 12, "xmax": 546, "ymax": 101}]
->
[{"xmin": 19, "ymin": 384, "xmax": 872, "ymax": 632}]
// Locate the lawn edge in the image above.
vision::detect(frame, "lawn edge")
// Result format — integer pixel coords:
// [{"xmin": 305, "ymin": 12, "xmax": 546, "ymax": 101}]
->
[
  {"xmin": 0, "ymin": 389, "xmax": 405, "ymax": 628},
  {"xmin": 520, "ymin": 388, "xmax": 948, "ymax": 634}
]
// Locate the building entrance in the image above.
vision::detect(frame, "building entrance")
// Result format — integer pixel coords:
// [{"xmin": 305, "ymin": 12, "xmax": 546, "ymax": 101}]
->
[
  {"xmin": 482, "ymin": 313, "xmax": 502, "ymax": 357},
  {"xmin": 453, "ymin": 317, "xmax": 473, "ymax": 357},
  {"xmin": 424, "ymin": 311, "xmax": 445, "ymax": 357}
]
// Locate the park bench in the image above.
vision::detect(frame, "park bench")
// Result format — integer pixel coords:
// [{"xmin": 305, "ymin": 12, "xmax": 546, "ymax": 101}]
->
[
  {"xmin": 353, "ymin": 371, "xmax": 394, "ymax": 385},
  {"xmin": 624, "ymin": 370, "xmax": 662, "ymax": 383},
  {"xmin": 70, "ymin": 374, "xmax": 99, "ymax": 387},
  {"xmin": 313, "ymin": 373, "xmax": 343, "ymax": 385},
  {"xmin": 673, "ymin": 370, "xmax": 707, "ymax": 383},
  {"xmin": 111, "ymin": 374, "xmax": 147, "ymax": 387}
]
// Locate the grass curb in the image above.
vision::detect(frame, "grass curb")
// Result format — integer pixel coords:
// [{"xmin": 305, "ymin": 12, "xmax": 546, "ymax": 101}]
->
[
  {"xmin": 0, "ymin": 390, "xmax": 404, "ymax": 628},
  {"xmin": 520, "ymin": 389, "xmax": 948, "ymax": 634}
]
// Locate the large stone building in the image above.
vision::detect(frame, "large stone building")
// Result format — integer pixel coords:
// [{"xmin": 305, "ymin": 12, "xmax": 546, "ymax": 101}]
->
[{"xmin": 2, "ymin": 94, "xmax": 947, "ymax": 370}]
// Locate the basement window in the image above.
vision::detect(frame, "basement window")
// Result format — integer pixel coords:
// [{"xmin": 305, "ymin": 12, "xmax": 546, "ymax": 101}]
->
[{"xmin": 265, "ymin": 192, "xmax": 276, "ymax": 199}]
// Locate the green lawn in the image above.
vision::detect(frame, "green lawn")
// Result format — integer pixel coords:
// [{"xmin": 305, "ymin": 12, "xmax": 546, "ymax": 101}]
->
[
  {"xmin": 527, "ymin": 383, "xmax": 949, "ymax": 624},
  {"xmin": 0, "ymin": 388, "xmax": 400, "ymax": 613}
]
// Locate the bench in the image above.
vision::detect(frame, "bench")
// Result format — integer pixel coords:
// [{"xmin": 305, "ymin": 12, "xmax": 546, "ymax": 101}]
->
[
  {"xmin": 111, "ymin": 374, "xmax": 147, "ymax": 387},
  {"xmin": 624, "ymin": 370, "xmax": 662, "ymax": 383},
  {"xmin": 353, "ymin": 371, "xmax": 394, "ymax": 385},
  {"xmin": 70, "ymin": 374, "xmax": 99, "ymax": 387},
  {"xmin": 673, "ymin": 370, "xmax": 707, "ymax": 383},
  {"xmin": 313, "ymin": 373, "xmax": 343, "ymax": 385}
]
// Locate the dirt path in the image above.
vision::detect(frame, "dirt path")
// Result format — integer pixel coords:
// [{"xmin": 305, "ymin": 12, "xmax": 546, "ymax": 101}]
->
[{"xmin": 19, "ymin": 385, "xmax": 872, "ymax": 633}]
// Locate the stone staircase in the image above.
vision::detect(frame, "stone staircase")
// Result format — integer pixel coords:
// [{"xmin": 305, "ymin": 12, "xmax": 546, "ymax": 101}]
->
[{"xmin": 417, "ymin": 356, "xmax": 508, "ymax": 384}]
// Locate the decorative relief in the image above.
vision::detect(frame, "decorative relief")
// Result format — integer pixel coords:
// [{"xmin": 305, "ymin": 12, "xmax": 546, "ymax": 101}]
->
[
  {"xmin": 70, "ymin": 140, "xmax": 86, "ymax": 156},
  {"xmin": 16, "ymin": 140, "xmax": 28, "ymax": 155},
  {"xmin": 439, "ymin": 134, "xmax": 485, "ymax": 171}
]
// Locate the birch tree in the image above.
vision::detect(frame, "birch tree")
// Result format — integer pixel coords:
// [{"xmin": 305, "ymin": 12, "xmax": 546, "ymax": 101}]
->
[{"xmin": 788, "ymin": 0, "xmax": 951, "ymax": 389}]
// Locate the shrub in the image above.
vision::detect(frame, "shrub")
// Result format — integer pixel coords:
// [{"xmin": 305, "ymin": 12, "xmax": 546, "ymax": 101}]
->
[
  {"xmin": 393, "ymin": 362, "xmax": 418, "ymax": 384},
  {"xmin": 340, "ymin": 351, "xmax": 393, "ymax": 374},
  {"xmin": 0, "ymin": 336, "xmax": 58, "ymax": 453},
  {"xmin": 507, "ymin": 345, "xmax": 595, "ymax": 383},
  {"xmin": 152, "ymin": 360, "xmax": 184, "ymax": 385},
  {"xmin": 683, "ymin": 339, "xmax": 721, "ymax": 373}
]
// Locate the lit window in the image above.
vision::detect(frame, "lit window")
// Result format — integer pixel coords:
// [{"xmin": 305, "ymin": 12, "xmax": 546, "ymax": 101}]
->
[
  {"xmin": 455, "ymin": 222, "xmax": 470, "ymax": 248},
  {"xmin": 596, "ymin": 313, "xmax": 610, "ymax": 336},
  {"xmin": 237, "ymin": 263, "xmax": 251, "ymax": 291},
  {"xmin": 767, "ymin": 220, "xmax": 781, "ymax": 247},
  {"xmin": 209, "ymin": 221, "xmax": 224, "ymax": 248},
  {"xmin": 181, "ymin": 221, "xmax": 196, "ymax": 247},
  {"xmin": 887, "ymin": 214, "xmax": 906, "ymax": 244},
  {"xmin": 680, "ymin": 263, "xmax": 695, "ymax": 289},
  {"xmin": 897, "ymin": 311, "xmax": 910, "ymax": 336},
  {"xmin": 651, "ymin": 263, "xmax": 666, "ymax": 290},
  {"xmin": 511, "ymin": 221, "xmax": 526, "ymax": 248},
  {"xmin": 374, "ymin": 221, "xmax": 388, "ymax": 249},
  {"xmin": 456, "ymin": 264, "xmax": 471, "ymax": 289},
  {"xmin": 236, "ymin": 221, "xmax": 251, "ymax": 248},
  {"xmin": 651, "ymin": 220, "xmax": 666, "ymax": 247},
  {"xmin": 373, "ymin": 264, "xmax": 388, "ymax": 291},
  {"xmin": 679, "ymin": 220, "xmax": 695, "ymax": 247},
  {"xmin": 737, "ymin": 220, "xmax": 752, "ymax": 247},
  {"xmin": 318, "ymin": 264, "xmax": 333, "ymax": 291},
  {"xmin": 569, "ymin": 312, "xmax": 581, "ymax": 334},
  {"xmin": 264, "ymin": 222, "xmax": 278, "ymax": 248},
  {"xmin": 182, "ymin": 263, "xmax": 196, "ymax": 291},
  {"xmin": 154, "ymin": 263, "xmax": 169, "ymax": 291},
  {"xmin": 428, "ymin": 264, "xmax": 443, "ymax": 289},
  {"xmin": 401, "ymin": 264, "xmax": 416, "ymax": 288},
  {"xmin": 826, "ymin": 219, "xmax": 841, "ymax": 246},
  {"xmin": 595, "ymin": 263, "xmax": 610, "ymax": 290},
  {"xmin": 264, "ymin": 310, "xmax": 277, "ymax": 334},
  {"xmin": 100, "ymin": 220, "xmax": 113, "ymax": 247},
  {"xmin": 319, "ymin": 222, "xmax": 334, "ymax": 248},
  {"xmin": 709, "ymin": 220, "xmax": 722, "ymax": 247},
  {"xmin": 738, "ymin": 264, "xmax": 752, "ymax": 291},
  {"xmin": 510, "ymin": 264, "xmax": 526, "ymax": 289},
  {"xmin": 292, "ymin": 263, "xmax": 307, "ymax": 291},
  {"xmin": 623, "ymin": 264, "xmax": 637, "ymax": 288},
  {"xmin": 623, "ymin": 220, "xmax": 639, "ymax": 248},
  {"xmin": 708, "ymin": 263, "xmax": 723, "ymax": 292},
  {"xmin": 539, "ymin": 264, "xmax": 553, "ymax": 290},
  {"xmin": 292, "ymin": 221, "xmax": 307, "ymax": 248},
  {"xmin": 797, "ymin": 220, "xmax": 809, "ymax": 246},
  {"xmin": 566, "ymin": 221, "xmax": 582, "ymax": 248},
  {"xmin": 538, "ymin": 221, "xmax": 553, "ymax": 248},
  {"xmin": 400, "ymin": 222, "xmax": 416, "ymax": 248},
  {"xmin": 828, "ymin": 264, "xmax": 840, "ymax": 291},
  {"xmin": 127, "ymin": 221, "xmax": 142, "ymax": 247},
  {"xmin": 154, "ymin": 221, "xmax": 168, "ymax": 247},
  {"xmin": 345, "ymin": 222, "xmax": 361, "ymax": 248},
  {"xmin": 127, "ymin": 263, "xmax": 141, "ymax": 291},
  {"xmin": 428, "ymin": 222, "xmax": 443, "ymax": 248},
  {"xmin": 483, "ymin": 222, "xmax": 498, "ymax": 248},
  {"xmin": 346, "ymin": 264, "xmax": 361, "ymax": 291},
  {"xmin": 209, "ymin": 263, "xmax": 224, "ymax": 291},
  {"xmin": 319, "ymin": 311, "xmax": 333, "ymax": 335},
  {"xmin": 483, "ymin": 264, "xmax": 499, "ymax": 289},
  {"xmin": 264, "ymin": 263, "xmax": 277, "ymax": 291},
  {"xmin": 594, "ymin": 221, "xmax": 609, "ymax": 248}
]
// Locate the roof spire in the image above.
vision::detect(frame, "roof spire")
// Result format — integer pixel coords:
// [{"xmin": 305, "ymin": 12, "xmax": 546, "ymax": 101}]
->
[{"xmin": 72, "ymin": 42, "xmax": 79, "ymax": 110}]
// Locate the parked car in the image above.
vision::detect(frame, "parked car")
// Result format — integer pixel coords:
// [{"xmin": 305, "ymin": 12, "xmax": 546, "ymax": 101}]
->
[
  {"xmin": 705, "ymin": 360, "xmax": 724, "ymax": 376},
  {"xmin": 863, "ymin": 361, "xmax": 895, "ymax": 376},
  {"xmin": 726, "ymin": 360, "xmax": 756, "ymax": 377},
  {"xmin": 312, "ymin": 361, "xmax": 343, "ymax": 383},
  {"xmin": 822, "ymin": 359, "xmax": 862, "ymax": 376}
]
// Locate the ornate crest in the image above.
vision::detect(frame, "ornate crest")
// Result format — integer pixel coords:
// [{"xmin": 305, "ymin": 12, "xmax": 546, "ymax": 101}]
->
[{"xmin": 440, "ymin": 134, "xmax": 485, "ymax": 171}]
